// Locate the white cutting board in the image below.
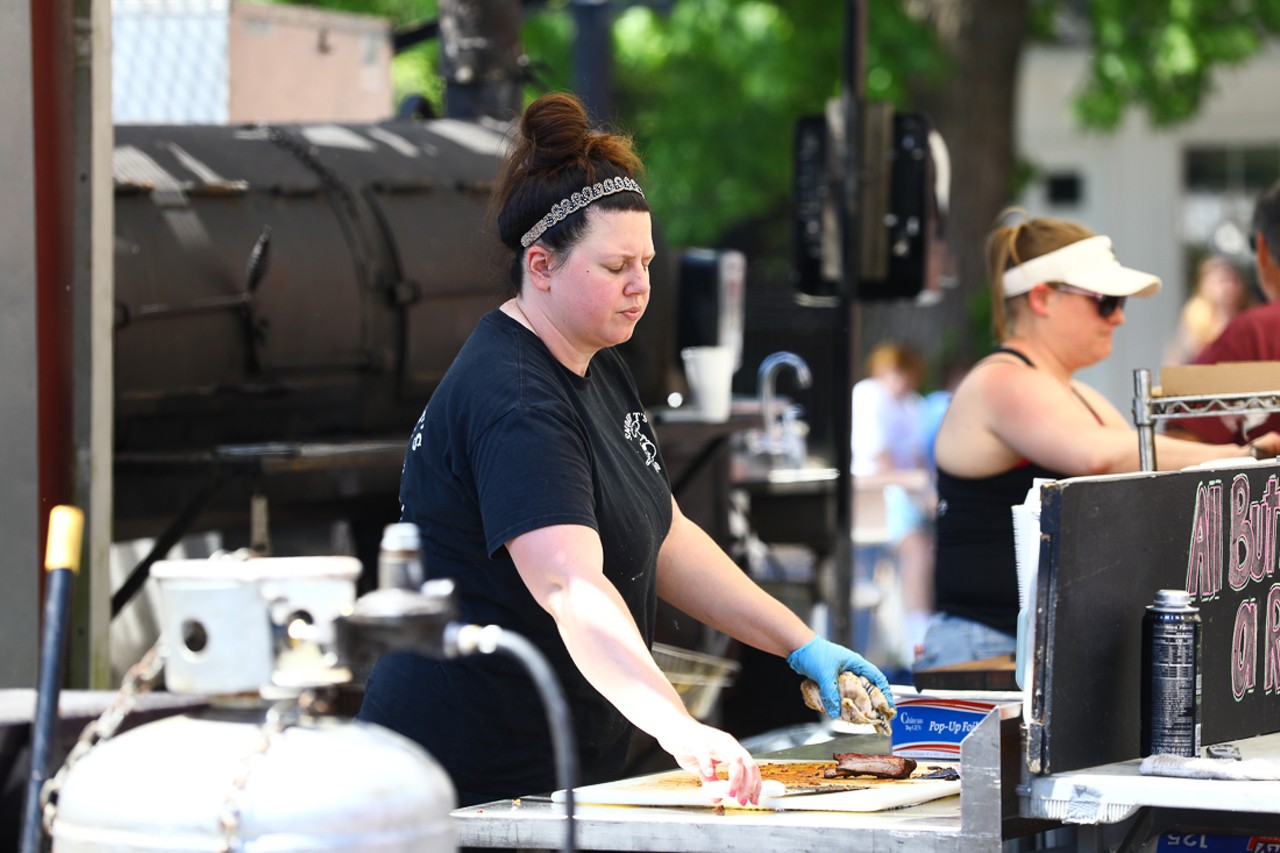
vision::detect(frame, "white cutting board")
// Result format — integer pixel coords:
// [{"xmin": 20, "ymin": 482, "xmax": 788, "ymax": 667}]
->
[{"xmin": 551, "ymin": 761, "xmax": 961, "ymax": 813}]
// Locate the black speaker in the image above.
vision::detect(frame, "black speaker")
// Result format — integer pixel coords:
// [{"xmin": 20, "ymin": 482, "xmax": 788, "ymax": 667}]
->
[
  {"xmin": 789, "ymin": 105, "xmax": 948, "ymax": 303},
  {"xmin": 791, "ymin": 114, "xmax": 838, "ymax": 299},
  {"xmin": 858, "ymin": 111, "xmax": 940, "ymax": 302}
]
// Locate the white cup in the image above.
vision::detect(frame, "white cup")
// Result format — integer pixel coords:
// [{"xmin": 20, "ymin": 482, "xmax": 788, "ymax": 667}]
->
[{"xmin": 680, "ymin": 346, "xmax": 734, "ymax": 422}]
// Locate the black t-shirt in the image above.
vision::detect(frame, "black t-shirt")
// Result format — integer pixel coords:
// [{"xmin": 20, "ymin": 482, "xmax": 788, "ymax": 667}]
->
[
  {"xmin": 933, "ymin": 461, "xmax": 1061, "ymax": 636},
  {"xmin": 359, "ymin": 310, "xmax": 673, "ymax": 805}
]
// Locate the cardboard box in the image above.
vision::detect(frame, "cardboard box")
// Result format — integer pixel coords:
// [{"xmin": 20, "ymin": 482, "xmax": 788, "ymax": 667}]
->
[
  {"xmin": 1158, "ymin": 362, "xmax": 1280, "ymax": 397},
  {"xmin": 890, "ymin": 691, "xmax": 1021, "ymax": 760}
]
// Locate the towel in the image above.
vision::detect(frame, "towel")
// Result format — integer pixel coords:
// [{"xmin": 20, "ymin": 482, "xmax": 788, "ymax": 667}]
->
[{"xmin": 1139, "ymin": 753, "xmax": 1280, "ymax": 781}]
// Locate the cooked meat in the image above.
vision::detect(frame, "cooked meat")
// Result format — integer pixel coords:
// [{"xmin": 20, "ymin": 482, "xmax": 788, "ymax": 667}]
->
[
  {"xmin": 800, "ymin": 671, "xmax": 896, "ymax": 736},
  {"xmin": 918, "ymin": 766, "xmax": 961, "ymax": 781},
  {"xmin": 826, "ymin": 752, "xmax": 917, "ymax": 780}
]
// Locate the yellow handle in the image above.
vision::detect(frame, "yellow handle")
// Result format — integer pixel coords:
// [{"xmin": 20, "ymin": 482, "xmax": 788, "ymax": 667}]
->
[{"xmin": 44, "ymin": 505, "xmax": 84, "ymax": 574}]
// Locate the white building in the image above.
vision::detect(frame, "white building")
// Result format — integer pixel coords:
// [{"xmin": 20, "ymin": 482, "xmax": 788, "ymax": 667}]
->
[
  {"xmin": 1016, "ymin": 42, "xmax": 1280, "ymax": 409},
  {"xmin": 113, "ymin": 0, "xmax": 394, "ymax": 125}
]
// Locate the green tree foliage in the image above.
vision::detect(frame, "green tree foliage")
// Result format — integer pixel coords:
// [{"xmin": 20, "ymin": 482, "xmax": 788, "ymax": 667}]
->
[
  {"xmin": 606, "ymin": 1, "xmax": 944, "ymax": 246},
  {"xmin": 271, "ymin": 0, "xmax": 1280, "ymax": 276},
  {"xmin": 269, "ymin": 0, "xmax": 944, "ymax": 248},
  {"xmin": 1075, "ymin": 0, "xmax": 1280, "ymax": 129}
]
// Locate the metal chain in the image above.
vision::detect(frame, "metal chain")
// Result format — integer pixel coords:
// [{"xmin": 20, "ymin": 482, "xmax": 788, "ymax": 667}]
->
[
  {"xmin": 217, "ymin": 691, "xmax": 314, "ymax": 853},
  {"xmin": 41, "ymin": 641, "xmax": 167, "ymax": 835}
]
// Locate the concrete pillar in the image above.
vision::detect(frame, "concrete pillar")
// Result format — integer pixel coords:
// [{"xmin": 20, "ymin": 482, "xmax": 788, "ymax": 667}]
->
[{"xmin": 0, "ymin": 0, "xmax": 42, "ymax": 687}]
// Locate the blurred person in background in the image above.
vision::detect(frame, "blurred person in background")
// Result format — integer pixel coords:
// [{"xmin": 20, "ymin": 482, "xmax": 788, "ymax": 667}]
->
[
  {"xmin": 1163, "ymin": 255, "xmax": 1251, "ymax": 366},
  {"xmin": 919, "ymin": 356, "xmax": 970, "ymax": 477},
  {"xmin": 851, "ymin": 341, "xmax": 935, "ymax": 667},
  {"xmin": 1177, "ymin": 180, "xmax": 1280, "ymax": 444},
  {"xmin": 916, "ymin": 213, "xmax": 1280, "ymax": 671}
]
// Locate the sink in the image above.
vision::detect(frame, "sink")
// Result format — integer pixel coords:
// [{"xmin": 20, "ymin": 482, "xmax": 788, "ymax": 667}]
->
[
  {"xmin": 730, "ymin": 402, "xmax": 831, "ymax": 487},
  {"xmin": 763, "ymin": 465, "xmax": 839, "ymax": 485},
  {"xmin": 729, "ymin": 450, "xmax": 839, "ymax": 550},
  {"xmin": 730, "ymin": 446, "xmax": 838, "ymax": 489}
]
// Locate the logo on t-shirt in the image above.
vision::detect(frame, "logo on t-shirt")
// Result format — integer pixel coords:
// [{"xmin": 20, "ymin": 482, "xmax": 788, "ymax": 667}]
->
[
  {"xmin": 409, "ymin": 408, "xmax": 426, "ymax": 453},
  {"xmin": 623, "ymin": 412, "xmax": 661, "ymax": 473}
]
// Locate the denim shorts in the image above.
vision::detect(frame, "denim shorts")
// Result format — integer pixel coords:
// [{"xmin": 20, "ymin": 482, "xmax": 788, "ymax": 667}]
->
[{"xmin": 913, "ymin": 611, "xmax": 1016, "ymax": 672}]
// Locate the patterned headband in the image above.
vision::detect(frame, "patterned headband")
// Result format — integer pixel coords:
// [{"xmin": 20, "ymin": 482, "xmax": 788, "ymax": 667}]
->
[{"xmin": 519, "ymin": 176, "xmax": 646, "ymax": 248}]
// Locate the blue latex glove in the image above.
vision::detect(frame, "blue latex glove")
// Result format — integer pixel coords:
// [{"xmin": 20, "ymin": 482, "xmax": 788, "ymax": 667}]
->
[{"xmin": 786, "ymin": 636, "xmax": 895, "ymax": 719}]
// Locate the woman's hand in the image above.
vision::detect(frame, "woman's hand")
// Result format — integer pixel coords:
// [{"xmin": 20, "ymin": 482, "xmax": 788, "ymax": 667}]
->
[
  {"xmin": 657, "ymin": 719, "xmax": 762, "ymax": 806},
  {"xmin": 786, "ymin": 635, "xmax": 895, "ymax": 718},
  {"xmin": 1247, "ymin": 432, "xmax": 1280, "ymax": 459}
]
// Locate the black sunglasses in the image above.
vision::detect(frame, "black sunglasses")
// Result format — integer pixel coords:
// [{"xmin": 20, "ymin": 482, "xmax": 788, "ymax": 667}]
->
[{"xmin": 1049, "ymin": 282, "xmax": 1126, "ymax": 319}]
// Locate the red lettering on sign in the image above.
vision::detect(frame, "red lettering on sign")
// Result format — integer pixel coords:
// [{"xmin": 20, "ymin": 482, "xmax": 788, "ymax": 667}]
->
[
  {"xmin": 1264, "ymin": 478, "xmax": 1280, "ymax": 582},
  {"xmin": 1234, "ymin": 598, "xmax": 1258, "ymax": 700},
  {"xmin": 1186, "ymin": 481, "xmax": 1222, "ymax": 601},
  {"xmin": 1267, "ymin": 585, "xmax": 1280, "ymax": 696},
  {"xmin": 1232, "ymin": 475, "xmax": 1257, "ymax": 592}
]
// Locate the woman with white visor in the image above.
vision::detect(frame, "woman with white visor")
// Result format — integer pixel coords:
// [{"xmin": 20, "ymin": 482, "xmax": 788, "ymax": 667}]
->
[{"xmin": 915, "ymin": 213, "xmax": 1280, "ymax": 670}]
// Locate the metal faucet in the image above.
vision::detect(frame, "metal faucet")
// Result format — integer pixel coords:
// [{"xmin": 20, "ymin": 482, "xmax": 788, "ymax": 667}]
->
[{"xmin": 757, "ymin": 351, "xmax": 812, "ymax": 452}]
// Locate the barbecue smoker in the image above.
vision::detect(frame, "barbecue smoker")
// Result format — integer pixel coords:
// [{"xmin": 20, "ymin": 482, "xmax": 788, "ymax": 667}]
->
[
  {"xmin": 110, "ymin": 0, "xmax": 680, "ymax": 581},
  {"xmin": 115, "ymin": 117, "xmax": 504, "ymax": 548}
]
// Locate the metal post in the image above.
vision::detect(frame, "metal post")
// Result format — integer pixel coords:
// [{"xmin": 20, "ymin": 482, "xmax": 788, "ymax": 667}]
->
[
  {"xmin": 571, "ymin": 0, "xmax": 614, "ymax": 124},
  {"xmin": 1133, "ymin": 368, "xmax": 1157, "ymax": 472},
  {"xmin": 830, "ymin": 0, "xmax": 865, "ymax": 650},
  {"xmin": 72, "ymin": 0, "xmax": 117, "ymax": 688},
  {"xmin": 438, "ymin": 0, "xmax": 525, "ymax": 122}
]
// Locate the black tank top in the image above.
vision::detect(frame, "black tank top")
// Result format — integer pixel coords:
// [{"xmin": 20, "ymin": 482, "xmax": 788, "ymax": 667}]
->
[{"xmin": 932, "ymin": 346, "xmax": 1069, "ymax": 636}]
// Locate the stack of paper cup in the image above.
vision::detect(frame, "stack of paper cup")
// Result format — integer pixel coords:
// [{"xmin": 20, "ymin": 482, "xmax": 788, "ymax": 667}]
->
[
  {"xmin": 680, "ymin": 346, "xmax": 734, "ymax": 422},
  {"xmin": 1012, "ymin": 478, "xmax": 1051, "ymax": 692}
]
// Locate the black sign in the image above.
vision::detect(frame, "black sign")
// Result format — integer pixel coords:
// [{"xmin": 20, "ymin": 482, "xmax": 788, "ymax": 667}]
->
[{"xmin": 1027, "ymin": 463, "xmax": 1280, "ymax": 775}]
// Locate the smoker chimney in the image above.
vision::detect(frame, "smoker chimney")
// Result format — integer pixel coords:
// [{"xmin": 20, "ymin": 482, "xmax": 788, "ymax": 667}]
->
[{"xmin": 438, "ymin": 0, "xmax": 527, "ymax": 122}]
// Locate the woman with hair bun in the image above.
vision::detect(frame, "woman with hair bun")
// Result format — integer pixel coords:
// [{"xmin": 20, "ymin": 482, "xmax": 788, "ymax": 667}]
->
[
  {"xmin": 917, "ymin": 213, "xmax": 1280, "ymax": 671},
  {"xmin": 359, "ymin": 92, "xmax": 891, "ymax": 808}
]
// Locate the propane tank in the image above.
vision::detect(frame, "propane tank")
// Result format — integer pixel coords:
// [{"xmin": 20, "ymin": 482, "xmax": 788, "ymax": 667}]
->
[{"xmin": 50, "ymin": 555, "xmax": 457, "ymax": 852}]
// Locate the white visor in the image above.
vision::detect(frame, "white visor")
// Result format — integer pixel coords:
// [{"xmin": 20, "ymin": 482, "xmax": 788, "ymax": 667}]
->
[{"xmin": 1001, "ymin": 235, "xmax": 1161, "ymax": 299}]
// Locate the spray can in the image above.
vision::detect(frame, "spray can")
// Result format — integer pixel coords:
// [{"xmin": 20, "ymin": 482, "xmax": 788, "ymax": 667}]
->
[
  {"xmin": 1140, "ymin": 589, "xmax": 1201, "ymax": 757},
  {"xmin": 378, "ymin": 522, "xmax": 425, "ymax": 590}
]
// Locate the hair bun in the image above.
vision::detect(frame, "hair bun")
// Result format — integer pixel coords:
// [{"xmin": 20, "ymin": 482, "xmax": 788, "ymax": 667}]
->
[{"xmin": 522, "ymin": 93, "xmax": 593, "ymax": 174}]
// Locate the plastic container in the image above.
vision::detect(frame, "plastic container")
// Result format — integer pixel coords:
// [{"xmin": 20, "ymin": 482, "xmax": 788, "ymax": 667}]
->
[{"xmin": 378, "ymin": 522, "xmax": 424, "ymax": 591}]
